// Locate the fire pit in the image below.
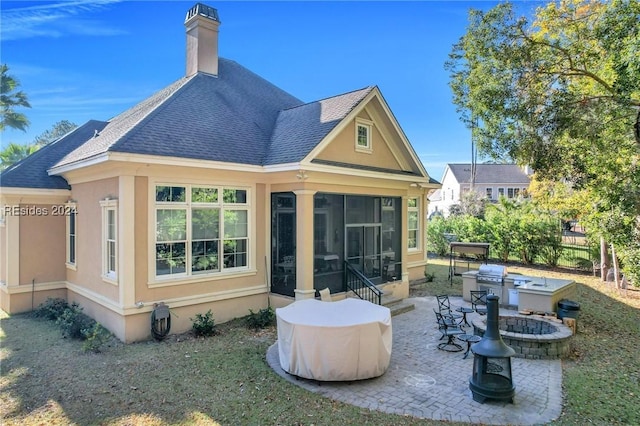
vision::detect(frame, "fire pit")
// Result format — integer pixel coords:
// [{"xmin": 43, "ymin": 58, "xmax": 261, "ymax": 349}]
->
[
  {"xmin": 472, "ymin": 314, "xmax": 573, "ymax": 359},
  {"xmin": 469, "ymin": 294, "xmax": 515, "ymax": 404}
]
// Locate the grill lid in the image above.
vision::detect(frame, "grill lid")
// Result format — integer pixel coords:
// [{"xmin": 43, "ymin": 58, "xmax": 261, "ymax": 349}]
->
[{"xmin": 478, "ymin": 264, "xmax": 507, "ymax": 277}]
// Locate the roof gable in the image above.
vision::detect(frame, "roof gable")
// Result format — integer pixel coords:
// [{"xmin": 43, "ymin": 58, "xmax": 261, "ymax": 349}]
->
[{"xmin": 264, "ymin": 87, "xmax": 373, "ymax": 165}]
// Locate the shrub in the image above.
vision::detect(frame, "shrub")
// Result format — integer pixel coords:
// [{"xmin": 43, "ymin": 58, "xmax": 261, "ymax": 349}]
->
[
  {"xmin": 34, "ymin": 297, "xmax": 70, "ymax": 321},
  {"xmin": 56, "ymin": 303, "xmax": 94, "ymax": 339},
  {"xmin": 81, "ymin": 322, "xmax": 113, "ymax": 353},
  {"xmin": 191, "ymin": 309, "xmax": 217, "ymax": 337},
  {"xmin": 246, "ymin": 307, "xmax": 275, "ymax": 329}
]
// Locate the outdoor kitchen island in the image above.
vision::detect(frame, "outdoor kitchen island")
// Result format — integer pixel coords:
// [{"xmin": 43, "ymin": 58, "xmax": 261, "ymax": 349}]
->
[{"xmin": 463, "ymin": 267, "xmax": 576, "ymax": 313}]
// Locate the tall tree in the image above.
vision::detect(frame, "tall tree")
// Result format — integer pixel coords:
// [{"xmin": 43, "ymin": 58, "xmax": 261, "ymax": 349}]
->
[
  {"xmin": 33, "ymin": 120, "xmax": 78, "ymax": 147},
  {"xmin": 0, "ymin": 142, "xmax": 38, "ymax": 170},
  {"xmin": 446, "ymin": 0, "xmax": 640, "ymax": 284},
  {"xmin": 0, "ymin": 64, "xmax": 31, "ymax": 132}
]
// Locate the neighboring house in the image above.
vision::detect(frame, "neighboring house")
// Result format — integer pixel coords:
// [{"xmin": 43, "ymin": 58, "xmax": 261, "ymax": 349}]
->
[
  {"xmin": 0, "ymin": 3, "xmax": 439, "ymax": 342},
  {"xmin": 428, "ymin": 163, "xmax": 531, "ymax": 217}
]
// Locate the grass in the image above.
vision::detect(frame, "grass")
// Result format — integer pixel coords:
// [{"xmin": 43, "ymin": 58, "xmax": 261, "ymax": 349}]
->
[{"xmin": 2, "ymin": 259, "xmax": 639, "ymax": 425}]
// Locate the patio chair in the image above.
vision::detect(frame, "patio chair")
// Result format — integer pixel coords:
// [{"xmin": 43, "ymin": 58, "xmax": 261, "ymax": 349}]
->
[
  {"xmin": 434, "ymin": 310, "xmax": 464, "ymax": 352},
  {"xmin": 436, "ymin": 294, "xmax": 463, "ymax": 323},
  {"xmin": 319, "ymin": 287, "xmax": 332, "ymax": 302},
  {"xmin": 470, "ymin": 290, "xmax": 488, "ymax": 315}
]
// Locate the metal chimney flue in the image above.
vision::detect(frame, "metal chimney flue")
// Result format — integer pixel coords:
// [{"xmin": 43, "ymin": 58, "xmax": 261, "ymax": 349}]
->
[{"xmin": 469, "ymin": 294, "xmax": 516, "ymax": 403}]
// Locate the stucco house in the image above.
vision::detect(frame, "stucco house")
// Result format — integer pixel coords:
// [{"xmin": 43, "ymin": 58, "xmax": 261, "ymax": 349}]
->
[
  {"xmin": 0, "ymin": 3, "xmax": 439, "ymax": 342},
  {"xmin": 428, "ymin": 163, "xmax": 531, "ymax": 217}
]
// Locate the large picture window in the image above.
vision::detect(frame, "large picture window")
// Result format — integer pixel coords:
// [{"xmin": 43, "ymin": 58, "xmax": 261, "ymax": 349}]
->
[
  {"xmin": 155, "ymin": 185, "xmax": 249, "ymax": 278},
  {"xmin": 407, "ymin": 197, "xmax": 420, "ymax": 251}
]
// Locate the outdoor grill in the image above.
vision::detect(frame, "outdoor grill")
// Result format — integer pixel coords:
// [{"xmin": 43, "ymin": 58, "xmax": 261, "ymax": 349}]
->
[
  {"xmin": 469, "ymin": 294, "xmax": 516, "ymax": 404},
  {"xmin": 476, "ymin": 264, "xmax": 507, "ymax": 285}
]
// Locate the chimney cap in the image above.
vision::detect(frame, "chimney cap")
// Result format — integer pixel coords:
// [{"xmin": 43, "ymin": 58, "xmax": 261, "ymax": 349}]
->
[{"xmin": 185, "ymin": 3, "xmax": 220, "ymax": 23}]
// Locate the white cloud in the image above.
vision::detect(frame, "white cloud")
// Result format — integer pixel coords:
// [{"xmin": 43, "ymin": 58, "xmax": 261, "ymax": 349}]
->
[{"xmin": 1, "ymin": 0, "xmax": 125, "ymax": 41}]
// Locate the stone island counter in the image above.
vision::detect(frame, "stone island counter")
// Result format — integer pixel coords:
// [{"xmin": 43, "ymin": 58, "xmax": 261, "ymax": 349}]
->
[{"xmin": 513, "ymin": 276, "xmax": 576, "ymax": 313}]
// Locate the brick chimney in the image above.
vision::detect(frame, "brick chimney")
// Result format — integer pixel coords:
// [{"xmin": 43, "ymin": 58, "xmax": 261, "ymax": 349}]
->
[{"xmin": 185, "ymin": 3, "xmax": 220, "ymax": 77}]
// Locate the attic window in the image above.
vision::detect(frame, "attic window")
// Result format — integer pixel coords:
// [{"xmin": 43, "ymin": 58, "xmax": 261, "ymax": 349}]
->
[{"xmin": 355, "ymin": 119, "xmax": 373, "ymax": 153}]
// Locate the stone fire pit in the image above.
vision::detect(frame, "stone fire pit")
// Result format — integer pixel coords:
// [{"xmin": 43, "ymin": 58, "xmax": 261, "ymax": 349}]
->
[{"xmin": 472, "ymin": 314, "xmax": 573, "ymax": 359}]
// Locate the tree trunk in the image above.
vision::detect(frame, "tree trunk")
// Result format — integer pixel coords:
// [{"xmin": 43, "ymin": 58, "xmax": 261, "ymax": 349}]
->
[
  {"xmin": 600, "ymin": 237, "xmax": 609, "ymax": 281},
  {"xmin": 610, "ymin": 243, "xmax": 621, "ymax": 289}
]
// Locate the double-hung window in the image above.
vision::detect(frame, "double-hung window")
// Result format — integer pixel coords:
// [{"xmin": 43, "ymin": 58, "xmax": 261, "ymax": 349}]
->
[
  {"xmin": 101, "ymin": 199, "xmax": 118, "ymax": 282},
  {"xmin": 66, "ymin": 202, "xmax": 77, "ymax": 269},
  {"xmin": 155, "ymin": 185, "xmax": 249, "ymax": 279},
  {"xmin": 407, "ymin": 197, "xmax": 420, "ymax": 251}
]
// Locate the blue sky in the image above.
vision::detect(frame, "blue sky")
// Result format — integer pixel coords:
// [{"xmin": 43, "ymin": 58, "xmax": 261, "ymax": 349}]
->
[{"xmin": 1, "ymin": 0, "xmax": 541, "ymax": 181}]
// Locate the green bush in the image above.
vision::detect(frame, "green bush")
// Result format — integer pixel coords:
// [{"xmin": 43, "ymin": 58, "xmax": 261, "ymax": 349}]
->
[
  {"xmin": 191, "ymin": 310, "xmax": 217, "ymax": 337},
  {"xmin": 81, "ymin": 322, "xmax": 113, "ymax": 353},
  {"xmin": 56, "ymin": 303, "xmax": 94, "ymax": 339},
  {"xmin": 426, "ymin": 216, "xmax": 451, "ymax": 256},
  {"xmin": 34, "ymin": 297, "xmax": 70, "ymax": 320},
  {"xmin": 246, "ymin": 307, "xmax": 275, "ymax": 329}
]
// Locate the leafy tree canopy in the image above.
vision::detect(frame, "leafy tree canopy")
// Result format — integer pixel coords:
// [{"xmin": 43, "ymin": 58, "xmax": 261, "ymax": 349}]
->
[
  {"xmin": 446, "ymin": 0, "xmax": 640, "ymax": 259},
  {"xmin": 1, "ymin": 64, "xmax": 31, "ymax": 132},
  {"xmin": 446, "ymin": 0, "xmax": 639, "ymax": 187},
  {"xmin": 33, "ymin": 120, "xmax": 78, "ymax": 147}
]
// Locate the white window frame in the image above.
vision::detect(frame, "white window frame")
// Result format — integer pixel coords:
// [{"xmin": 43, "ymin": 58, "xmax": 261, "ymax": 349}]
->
[
  {"xmin": 407, "ymin": 197, "xmax": 420, "ymax": 252},
  {"xmin": 100, "ymin": 198, "xmax": 118, "ymax": 284},
  {"xmin": 65, "ymin": 202, "xmax": 77, "ymax": 270},
  {"xmin": 152, "ymin": 183, "xmax": 251, "ymax": 282},
  {"xmin": 355, "ymin": 118, "xmax": 373, "ymax": 153}
]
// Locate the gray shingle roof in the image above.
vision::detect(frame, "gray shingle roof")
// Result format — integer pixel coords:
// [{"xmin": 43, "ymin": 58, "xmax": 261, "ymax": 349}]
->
[
  {"xmin": 0, "ymin": 120, "xmax": 108, "ymax": 189},
  {"xmin": 265, "ymin": 87, "xmax": 373, "ymax": 165},
  {"xmin": 448, "ymin": 163, "xmax": 531, "ymax": 184},
  {"xmin": 2, "ymin": 58, "xmax": 421, "ymax": 189},
  {"xmin": 55, "ymin": 59, "xmax": 303, "ymax": 168}
]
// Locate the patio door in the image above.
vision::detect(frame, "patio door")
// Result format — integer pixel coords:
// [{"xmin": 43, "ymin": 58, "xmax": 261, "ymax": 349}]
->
[{"xmin": 346, "ymin": 225, "xmax": 381, "ymax": 281}]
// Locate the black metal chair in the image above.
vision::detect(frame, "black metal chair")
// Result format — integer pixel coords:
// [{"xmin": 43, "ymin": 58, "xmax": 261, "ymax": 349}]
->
[
  {"xmin": 436, "ymin": 294, "xmax": 463, "ymax": 324},
  {"xmin": 434, "ymin": 310, "xmax": 464, "ymax": 352},
  {"xmin": 470, "ymin": 290, "xmax": 488, "ymax": 315}
]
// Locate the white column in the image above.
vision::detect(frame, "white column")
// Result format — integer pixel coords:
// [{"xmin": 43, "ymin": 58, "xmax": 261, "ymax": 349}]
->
[
  {"xmin": 293, "ymin": 190, "xmax": 316, "ymax": 300},
  {"xmin": 118, "ymin": 176, "xmax": 136, "ymax": 308}
]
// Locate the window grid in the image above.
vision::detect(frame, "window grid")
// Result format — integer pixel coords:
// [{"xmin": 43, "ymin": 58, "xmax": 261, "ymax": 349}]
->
[
  {"xmin": 66, "ymin": 203, "xmax": 77, "ymax": 267},
  {"xmin": 155, "ymin": 185, "xmax": 249, "ymax": 278},
  {"xmin": 407, "ymin": 197, "xmax": 420, "ymax": 250}
]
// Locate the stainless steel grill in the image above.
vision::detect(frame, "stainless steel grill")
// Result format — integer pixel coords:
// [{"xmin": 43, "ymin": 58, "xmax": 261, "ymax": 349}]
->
[{"xmin": 476, "ymin": 264, "xmax": 507, "ymax": 285}]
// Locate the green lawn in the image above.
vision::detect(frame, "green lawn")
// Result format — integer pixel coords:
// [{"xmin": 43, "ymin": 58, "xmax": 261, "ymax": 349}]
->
[{"xmin": 1, "ymin": 260, "xmax": 639, "ymax": 425}]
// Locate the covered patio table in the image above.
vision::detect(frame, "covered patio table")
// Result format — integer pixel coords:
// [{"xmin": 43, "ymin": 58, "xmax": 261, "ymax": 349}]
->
[{"xmin": 276, "ymin": 298, "xmax": 392, "ymax": 381}]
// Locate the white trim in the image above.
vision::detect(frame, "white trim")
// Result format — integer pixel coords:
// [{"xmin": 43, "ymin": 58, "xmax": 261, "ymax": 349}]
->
[
  {"xmin": 100, "ymin": 198, "xmax": 118, "ymax": 284},
  {"xmin": 407, "ymin": 196, "xmax": 420, "ymax": 252},
  {"xmin": 148, "ymin": 269, "xmax": 257, "ymax": 288},
  {"xmin": 0, "ymin": 280, "xmax": 66, "ymax": 293},
  {"xmin": 0, "ymin": 187, "xmax": 71, "ymax": 197},
  {"xmin": 148, "ymin": 179, "xmax": 254, "ymax": 284},
  {"xmin": 66, "ymin": 202, "xmax": 77, "ymax": 268},
  {"xmin": 66, "ymin": 280, "xmax": 267, "ymax": 316},
  {"xmin": 355, "ymin": 118, "xmax": 373, "ymax": 153}
]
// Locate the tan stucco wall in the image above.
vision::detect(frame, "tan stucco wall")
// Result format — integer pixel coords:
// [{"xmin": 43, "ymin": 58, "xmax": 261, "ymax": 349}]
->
[
  {"xmin": 0, "ymin": 224, "xmax": 5, "ymax": 284},
  {"xmin": 19, "ymin": 205, "xmax": 67, "ymax": 285},
  {"xmin": 317, "ymin": 116, "xmax": 401, "ymax": 170},
  {"xmin": 67, "ymin": 178, "xmax": 119, "ymax": 302}
]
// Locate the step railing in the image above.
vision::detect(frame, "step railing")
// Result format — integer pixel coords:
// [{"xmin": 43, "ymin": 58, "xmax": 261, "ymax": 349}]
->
[{"xmin": 344, "ymin": 261, "xmax": 382, "ymax": 305}]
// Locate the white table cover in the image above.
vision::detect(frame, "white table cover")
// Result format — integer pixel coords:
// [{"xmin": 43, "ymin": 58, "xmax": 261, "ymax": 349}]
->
[{"xmin": 276, "ymin": 298, "xmax": 392, "ymax": 381}]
